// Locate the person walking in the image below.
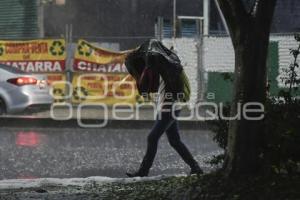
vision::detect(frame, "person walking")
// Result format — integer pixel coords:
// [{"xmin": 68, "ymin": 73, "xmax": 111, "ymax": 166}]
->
[{"xmin": 125, "ymin": 40, "xmax": 203, "ymax": 177}]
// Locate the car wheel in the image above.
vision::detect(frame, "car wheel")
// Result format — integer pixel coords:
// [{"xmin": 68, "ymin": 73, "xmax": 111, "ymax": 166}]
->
[{"xmin": 0, "ymin": 98, "xmax": 6, "ymax": 115}]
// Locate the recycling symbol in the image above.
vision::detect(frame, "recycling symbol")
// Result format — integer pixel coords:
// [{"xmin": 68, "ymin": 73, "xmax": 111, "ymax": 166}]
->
[
  {"xmin": 77, "ymin": 41, "xmax": 93, "ymax": 57},
  {"xmin": 53, "ymin": 88, "xmax": 65, "ymax": 103},
  {"xmin": 73, "ymin": 86, "xmax": 88, "ymax": 101},
  {"xmin": 0, "ymin": 44, "xmax": 4, "ymax": 56},
  {"xmin": 50, "ymin": 41, "xmax": 65, "ymax": 56}
]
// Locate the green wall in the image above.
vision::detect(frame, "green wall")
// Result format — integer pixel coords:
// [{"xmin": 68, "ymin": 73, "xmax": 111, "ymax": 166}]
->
[
  {"xmin": 0, "ymin": 0, "xmax": 39, "ymax": 39},
  {"xmin": 206, "ymin": 42, "xmax": 279, "ymax": 103}
]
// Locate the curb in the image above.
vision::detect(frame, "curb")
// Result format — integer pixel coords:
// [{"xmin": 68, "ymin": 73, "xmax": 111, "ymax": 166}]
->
[{"xmin": 0, "ymin": 117, "xmax": 213, "ymax": 130}]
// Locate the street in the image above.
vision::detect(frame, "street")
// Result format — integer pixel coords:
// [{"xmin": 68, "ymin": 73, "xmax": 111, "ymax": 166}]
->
[{"xmin": 0, "ymin": 126, "xmax": 221, "ymax": 180}]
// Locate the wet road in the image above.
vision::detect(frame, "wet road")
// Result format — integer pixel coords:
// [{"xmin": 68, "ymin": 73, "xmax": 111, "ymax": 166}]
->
[{"xmin": 0, "ymin": 126, "xmax": 222, "ymax": 180}]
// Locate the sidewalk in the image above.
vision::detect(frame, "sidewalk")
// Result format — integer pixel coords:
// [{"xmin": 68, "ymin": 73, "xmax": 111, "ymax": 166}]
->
[{"xmin": 9, "ymin": 105, "xmax": 206, "ymax": 120}]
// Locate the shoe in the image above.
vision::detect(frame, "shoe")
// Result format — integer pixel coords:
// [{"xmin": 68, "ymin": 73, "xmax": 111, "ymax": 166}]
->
[
  {"xmin": 190, "ymin": 167, "xmax": 204, "ymax": 175},
  {"xmin": 126, "ymin": 170, "xmax": 148, "ymax": 178}
]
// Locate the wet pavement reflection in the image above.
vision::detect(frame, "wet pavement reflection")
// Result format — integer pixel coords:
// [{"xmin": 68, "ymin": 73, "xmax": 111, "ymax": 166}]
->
[{"xmin": 0, "ymin": 127, "xmax": 222, "ymax": 180}]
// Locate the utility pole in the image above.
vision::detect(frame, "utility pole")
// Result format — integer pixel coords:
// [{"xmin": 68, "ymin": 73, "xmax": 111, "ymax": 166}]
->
[
  {"xmin": 173, "ymin": 0, "xmax": 176, "ymax": 38},
  {"xmin": 38, "ymin": 0, "xmax": 45, "ymax": 38},
  {"xmin": 203, "ymin": 0, "xmax": 210, "ymax": 35}
]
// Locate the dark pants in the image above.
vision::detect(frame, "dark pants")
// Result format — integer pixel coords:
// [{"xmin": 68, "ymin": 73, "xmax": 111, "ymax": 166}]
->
[{"xmin": 138, "ymin": 109, "xmax": 199, "ymax": 173}]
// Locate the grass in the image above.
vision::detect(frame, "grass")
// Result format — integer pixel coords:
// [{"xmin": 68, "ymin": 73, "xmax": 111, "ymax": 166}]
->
[{"xmin": 94, "ymin": 171, "xmax": 300, "ymax": 200}]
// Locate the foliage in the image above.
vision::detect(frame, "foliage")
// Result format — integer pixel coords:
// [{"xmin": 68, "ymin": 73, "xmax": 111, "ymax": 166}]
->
[
  {"xmin": 210, "ymin": 102, "xmax": 230, "ymax": 150},
  {"xmin": 263, "ymin": 34, "xmax": 300, "ymax": 175},
  {"xmin": 264, "ymin": 96, "xmax": 300, "ymax": 174},
  {"xmin": 207, "ymin": 103, "xmax": 230, "ymax": 166}
]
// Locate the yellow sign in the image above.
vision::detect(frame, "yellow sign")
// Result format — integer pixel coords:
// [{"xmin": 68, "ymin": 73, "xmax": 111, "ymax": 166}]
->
[
  {"xmin": 47, "ymin": 73, "xmax": 67, "ymax": 102},
  {"xmin": 0, "ymin": 39, "xmax": 66, "ymax": 72},
  {"xmin": 72, "ymin": 40, "xmax": 142, "ymax": 104},
  {"xmin": 72, "ymin": 73, "xmax": 142, "ymax": 105},
  {"xmin": 73, "ymin": 39, "xmax": 131, "ymax": 73}
]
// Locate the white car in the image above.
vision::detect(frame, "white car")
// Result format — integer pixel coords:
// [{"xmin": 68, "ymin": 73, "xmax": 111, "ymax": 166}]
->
[{"xmin": 0, "ymin": 64, "xmax": 53, "ymax": 115}]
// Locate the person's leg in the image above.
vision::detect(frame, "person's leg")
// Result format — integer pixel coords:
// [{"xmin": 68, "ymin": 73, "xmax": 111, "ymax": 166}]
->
[
  {"xmin": 127, "ymin": 111, "xmax": 175, "ymax": 177},
  {"xmin": 166, "ymin": 110, "xmax": 203, "ymax": 174}
]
